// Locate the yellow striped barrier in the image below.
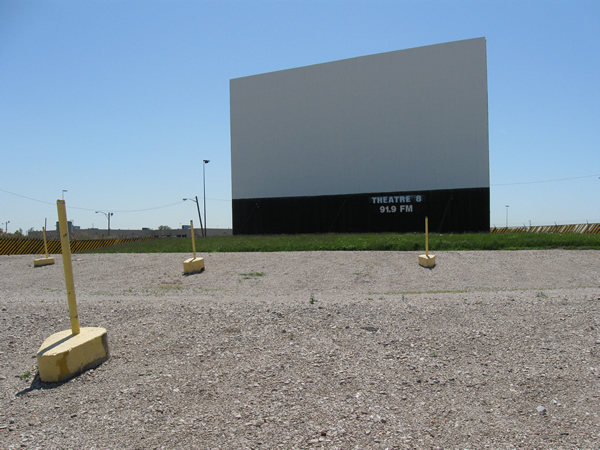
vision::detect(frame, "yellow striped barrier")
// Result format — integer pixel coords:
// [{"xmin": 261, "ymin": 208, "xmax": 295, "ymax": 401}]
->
[
  {"xmin": 0, "ymin": 237, "xmax": 155, "ymax": 255},
  {"xmin": 490, "ymin": 223, "xmax": 600, "ymax": 234}
]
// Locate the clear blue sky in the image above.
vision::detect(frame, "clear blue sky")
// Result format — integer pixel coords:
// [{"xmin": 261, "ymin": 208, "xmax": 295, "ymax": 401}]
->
[{"xmin": 1, "ymin": 0, "xmax": 599, "ymax": 233}]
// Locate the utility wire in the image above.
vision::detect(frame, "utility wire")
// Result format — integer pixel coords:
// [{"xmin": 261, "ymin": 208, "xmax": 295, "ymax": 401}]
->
[
  {"xmin": 0, "ymin": 188, "xmax": 54, "ymax": 206},
  {"xmin": 0, "ymin": 188, "xmax": 229, "ymax": 214},
  {"xmin": 103, "ymin": 202, "xmax": 185, "ymax": 213},
  {"xmin": 492, "ymin": 173, "xmax": 600, "ymax": 186},
  {"xmin": 4, "ymin": 172, "xmax": 597, "ymax": 208}
]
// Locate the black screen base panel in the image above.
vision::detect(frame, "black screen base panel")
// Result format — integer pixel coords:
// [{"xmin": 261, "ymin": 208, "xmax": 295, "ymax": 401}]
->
[{"xmin": 233, "ymin": 187, "xmax": 489, "ymax": 235}]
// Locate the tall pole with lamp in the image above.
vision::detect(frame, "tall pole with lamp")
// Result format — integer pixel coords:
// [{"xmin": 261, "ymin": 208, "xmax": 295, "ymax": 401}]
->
[
  {"xmin": 95, "ymin": 211, "xmax": 113, "ymax": 237},
  {"xmin": 203, "ymin": 159, "xmax": 210, "ymax": 237},
  {"xmin": 183, "ymin": 196, "xmax": 203, "ymax": 236}
]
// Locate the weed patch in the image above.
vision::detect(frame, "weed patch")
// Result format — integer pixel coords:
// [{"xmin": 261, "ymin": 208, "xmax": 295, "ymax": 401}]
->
[
  {"xmin": 240, "ymin": 272, "xmax": 265, "ymax": 279},
  {"xmin": 17, "ymin": 370, "xmax": 31, "ymax": 380}
]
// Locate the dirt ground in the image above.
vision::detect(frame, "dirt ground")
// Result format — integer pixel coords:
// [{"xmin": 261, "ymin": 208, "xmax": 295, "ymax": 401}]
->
[{"xmin": 1, "ymin": 250, "xmax": 599, "ymax": 449}]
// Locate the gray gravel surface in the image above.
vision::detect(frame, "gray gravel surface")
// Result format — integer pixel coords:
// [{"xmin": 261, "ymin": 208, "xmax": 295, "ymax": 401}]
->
[{"xmin": 1, "ymin": 250, "xmax": 599, "ymax": 449}]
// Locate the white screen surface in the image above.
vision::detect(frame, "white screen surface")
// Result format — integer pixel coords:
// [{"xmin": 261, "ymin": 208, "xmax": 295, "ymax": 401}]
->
[{"xmin": 231, "ymin": 38, "xmax": 489, "ymax": 200}]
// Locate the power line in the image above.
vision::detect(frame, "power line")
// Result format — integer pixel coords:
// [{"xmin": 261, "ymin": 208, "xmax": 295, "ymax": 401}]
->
[
  {"xmin": 0, "ymin": 188, "xmax": 54, "ymax": 206},
  {"xmin": 106, "ymin": 202, "xmax": 185, "ymax": 213},
  {"xmin": 492, "ymin": 173, "xmax": 600, "ymax": 186},
  {"xmin": 0, "ymin": 188, "xmax": 222, "ymax": 214}
]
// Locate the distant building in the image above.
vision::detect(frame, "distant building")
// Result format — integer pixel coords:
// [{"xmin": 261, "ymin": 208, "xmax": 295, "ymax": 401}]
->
[{"xmin": 29, "ymin": 227, "xmax": 232, "ymax": 240}]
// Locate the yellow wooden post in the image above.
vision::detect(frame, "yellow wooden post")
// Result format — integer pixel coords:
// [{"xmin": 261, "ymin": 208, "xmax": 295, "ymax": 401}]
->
[
  {"xmin": 425, "ymin": 216, "xmax": 429, "ymax": 257},
  {"xmin": 42, "ymin": 226, "xmax": 50, "ymax": 258},
  {"xmin": 190, "ymin": 220, "xmax": 197, "ymax": 260},
  {"xmin": 183, "ymin": 219, "xmax": 204, "ymax": 274},
  {"xmin": 419, "ymin": 216, "xmax": 436, "ymax": 268},
  {"xmin": 37, "ymin": 199, "xmax": 109, "ymax": 382},
  {"xmin": 34, "ymin": 226, "xmax": 55, "ymax": 267},
  {"xmin": 57, "ymin": 199, "xmax": 80, "ymax": 335}
]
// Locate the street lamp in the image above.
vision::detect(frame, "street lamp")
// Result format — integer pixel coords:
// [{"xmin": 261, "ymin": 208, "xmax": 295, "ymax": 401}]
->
[
  {"xmin": 505, "ymin": 205, "xmax": 509, "ymax": 228},
  {"xmin": 95, "ymin": 211, "xmax": 113, "ymax": 236},
  {"xmin": 2, "ymin": 220, "xmax": 9, "ymax": 234},
  {"xmin": 183, "ymin": 196, "xmax": 204, "ymax": 236},
  {"xmin": 203, "ymin": 159, "xmax": 210, "ymax": 237}
]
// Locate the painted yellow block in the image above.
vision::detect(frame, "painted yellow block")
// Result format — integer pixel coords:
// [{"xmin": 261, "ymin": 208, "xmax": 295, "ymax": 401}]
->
[
  {"xmin": 37, "ymin": 327, "xmax": 109, "ymax": 383},
  {"xmin": 183, "ymin": 257, "xmax": 205, "ymax": 275},
  {"xmin": 418, "ymin": 254, "xmax": 436, "ymax": 268},
  {"xmin": 34, "ymin": 257, "xmax": 55, "ymax": 267}
]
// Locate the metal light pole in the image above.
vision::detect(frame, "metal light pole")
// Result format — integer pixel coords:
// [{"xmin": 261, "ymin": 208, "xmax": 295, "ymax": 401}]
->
[
  {"xmin": 3, "ymin": 220, "xmax": 9, "ymax": 234},
  {"xmin": 505, "ymin": 205, "xmax": 509, "ymax": 228},
  {"xmin": 203, "ymin": 159, "xmax": 210, "ymax": 237},
  {"xmin": 95, "ymin": 211, "xmax": 113, "ymax": 236},
  {"xmin": 183, "ymin": 197, "xmax": 204, "ymax": 236}
]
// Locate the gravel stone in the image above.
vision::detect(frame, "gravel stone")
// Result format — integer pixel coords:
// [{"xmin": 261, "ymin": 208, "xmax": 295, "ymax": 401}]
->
[{"xmin": 1, "ymin": 250, "xmax": 599, "ymax": 448}]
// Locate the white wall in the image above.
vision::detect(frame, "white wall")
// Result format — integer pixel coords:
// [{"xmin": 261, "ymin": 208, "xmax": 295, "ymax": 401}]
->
[{"xmin": 230, "ymin": 37, "xmax": 489, "ymax": 200}]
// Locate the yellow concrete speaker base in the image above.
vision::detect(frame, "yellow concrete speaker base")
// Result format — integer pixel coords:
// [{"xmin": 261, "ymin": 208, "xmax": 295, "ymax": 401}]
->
[
  {"xmin": 183, "ymin": 257, "xmax": 205, "ymax": 275},
  {"xmin": 34, "ymin": 257, "xmax": 55, "ymax": 267},
  {"xmin": 418, "ymin": 254, "xmax": 436, "ymax": 268},
  {"xmin": 37, "ymin": 327, "xmax": 109, "ymax": 383}
]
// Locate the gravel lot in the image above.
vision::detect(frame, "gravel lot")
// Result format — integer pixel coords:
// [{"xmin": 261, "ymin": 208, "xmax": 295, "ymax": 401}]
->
[{"xmin": 1, "ymin": 250, "xmax": 599, "ymax": 449}]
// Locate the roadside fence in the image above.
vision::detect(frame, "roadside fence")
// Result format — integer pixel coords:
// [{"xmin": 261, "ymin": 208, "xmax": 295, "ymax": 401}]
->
[
  {"xmin": 0, "ymin": 237, "xmax": 155, "ymax": 256},
  {"xmin": 490, "ymin": 223, "xmax": 600, "ymax": 234}
]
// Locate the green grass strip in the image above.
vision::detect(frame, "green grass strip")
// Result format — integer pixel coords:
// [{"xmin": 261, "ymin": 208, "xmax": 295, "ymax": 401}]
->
[{"xmin": 89, "ymin": 232, "xmax": 600, "ymax": 253}]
